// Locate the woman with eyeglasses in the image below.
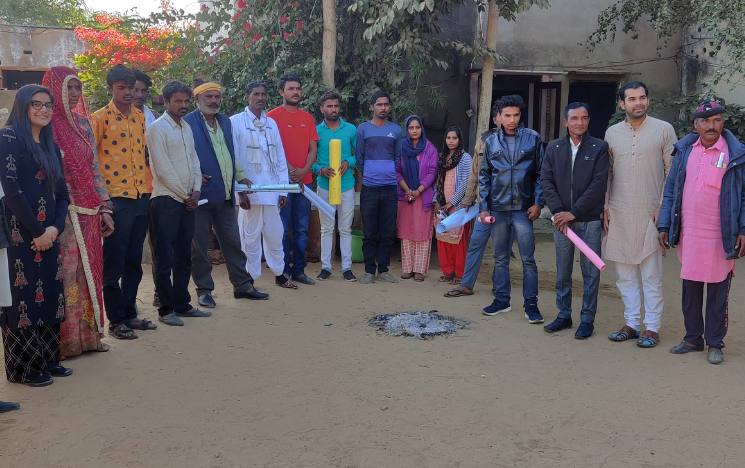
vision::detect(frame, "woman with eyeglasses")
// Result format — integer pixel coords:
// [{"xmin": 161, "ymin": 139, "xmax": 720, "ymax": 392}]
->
[
  {"xmin": 0, "ymin": 84, "xmax": 71, "ymax": 387},
  {"xmin": 43, "ymin": 67, "xmax": 113, "ymax": 359}
]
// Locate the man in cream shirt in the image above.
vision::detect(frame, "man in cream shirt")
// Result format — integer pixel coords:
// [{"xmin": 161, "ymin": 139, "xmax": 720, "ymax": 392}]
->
[{"xmin": 146, "ymin": 81, "xmax": 209, "ymax": 326}]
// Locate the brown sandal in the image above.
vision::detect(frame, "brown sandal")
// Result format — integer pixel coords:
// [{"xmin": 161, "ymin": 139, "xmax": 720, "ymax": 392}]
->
[
  {"xmin": 275, "ymin": 279, "xmax": 298, "ymax": 289},
  {"xmin": 449, "ymin": 276, "xmax": 462, "ymax": 285},
  {"xmin": 413, "ymin": 273, "xmax": 424, "ymax": 282},
  {"xmin": 438, "ymin": 273, "xmax": 455, "ymax": 282},
  {"xmin": 401, "ymin": 272, "xmax": 414, "ymax": 279}
]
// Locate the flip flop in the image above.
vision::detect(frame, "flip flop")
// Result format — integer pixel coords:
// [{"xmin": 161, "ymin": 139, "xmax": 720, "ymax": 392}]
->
[
  {"xmin": 449, "ymin": 276, "xmax": 463, "ymax": 285},
  {"xmin": 92, "ymin": 342, "xmax": 110, "ymax": 352},
  {"xmin": 275, "ymin": 279, "xmax": 298, "ymax": 289},
  {"xmin": 413, "ymin": 273, "xmax": 425, "ymax": 282},
  {"xmin": 444, "ymin": 288, "xmax": 473, "ymax": 298},
  {"xmin": 438, "ymin": 274, "xmax": 455, "ymax": 282}
]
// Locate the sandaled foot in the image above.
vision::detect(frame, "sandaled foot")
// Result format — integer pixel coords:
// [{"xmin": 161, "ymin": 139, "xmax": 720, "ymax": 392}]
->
[
  {"xmin": 413, "ymin": 273, "xmax": 425, "ymax": 282},
  {"xmin": 401, "ymin": 272, "xmax": 414, "ymax": 279},
  {"xmin": 637, "ymin": 330, "xmax": 660, "ymax": 348},
  {"xmin": 449, "ymin": 276, "xmax": 462, "ymax": 285},
  {"xmin": 59, "ymin": 355, "xmax": 67, "ymax": 361},
  {"xmin": 438, "ymin": 273, "xmax": 455, "ymax": 282},
  {"xmin": 275, "ymin": 278, "xmax": 298, "ymax": 289},
  {"xmin": 93, "ymin": 343, "xmax": 110, "ymax": 352},
  {"xmin": 128, "ymin": 318, "xmax": 157, "ymax": 330},
  {"xmin": 608, "ymin": 325, "xmax": 639, "ymax": 342},
  {"xmin": 444, "ymin": 286, "xmax": 473, "ymax": 297},
  {"xmin": 108, "ymin": 324, "xmax": 138, "ymax": 340}
]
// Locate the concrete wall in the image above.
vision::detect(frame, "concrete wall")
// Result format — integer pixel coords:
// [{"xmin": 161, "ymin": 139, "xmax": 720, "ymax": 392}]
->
[{"xmin": 0, "ymin": 25, "xmax": 84, "ymax": 72}]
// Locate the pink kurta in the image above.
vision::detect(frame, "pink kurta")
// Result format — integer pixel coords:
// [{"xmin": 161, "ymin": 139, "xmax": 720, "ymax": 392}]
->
[{"xmin": 678, "ymin": 136, "xmax": 734, "ymax": 282}]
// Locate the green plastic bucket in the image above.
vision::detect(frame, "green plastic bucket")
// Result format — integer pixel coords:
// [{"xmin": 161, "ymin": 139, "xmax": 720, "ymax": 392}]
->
[{"xmin": 351, "ymin": 229, "xmax": 364, "ymax": 263}]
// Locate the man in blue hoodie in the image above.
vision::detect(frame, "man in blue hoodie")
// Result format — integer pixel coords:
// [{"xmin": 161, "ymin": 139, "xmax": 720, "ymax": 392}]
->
[
  {"xmin": 658, "ymin": 100, "xmax": 745, "ymax": 364},
  {"xmin": 184, "ymin": 79, "xmax": 268, "ymax": 307}
]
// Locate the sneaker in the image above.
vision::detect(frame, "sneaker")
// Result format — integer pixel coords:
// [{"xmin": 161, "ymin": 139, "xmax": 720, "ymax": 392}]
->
[
  {"xmin": 483, "ymin": 299, "xmax": 511, "ymax": 316},
  {"xmin": 377, "ymin": 271, "xmax": 398, "ymax": 283},
  {"xmin": 543, "ymin": 316, "xmax": 572, "ymax": 333},
  {"xmin": 360, "ymin": 273, "xmax": 376, "ymax": 284},
  {"xmin": 342, "ymin": 270, "xmax": 357, "ymax": 282},
  {"xmin": 524, "ymin": 304, "xmax": 544, "ymax": 324},
  {"xmin": 158, "ymin": 313, "xmax": 184, "ymax": 326},
  {"xmin": 198, "ymin": 293, "xmax": 216, "ymax": 308},
  {"xmin": 317, "ymin": 269, "xmax": 331, "ymax": 281}
]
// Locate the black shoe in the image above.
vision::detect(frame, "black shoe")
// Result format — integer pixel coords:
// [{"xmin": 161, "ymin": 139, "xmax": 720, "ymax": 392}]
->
[
  {"xmin": 317, "ymin": 269, "xmax": 331, "ymax": 281},
  {"xmin": 575, "ymin": 322, "xmax": 594, "ymax": 340},
  {"xmin": 342, "ymin": 270, "xmax": 357, "ymax": 282},
  {"xmin": 153, "ymin": 292, "xmax": 160, "ymax": 308},
  {"xmin": 175, "ymin": 307, "xmax": 212, "ymax": 317},
  {"xmin": 234, "ymin": 287, "xmax": 269, "ymax": 300},
  {"xmin": 23, "ymin": 374, "xmax": 53, "ymax": 387},
  {"xmin": 0, "ymin": 401, "xmax": 20, "ymax": 412},
  {"xmin": 544, "ymin": 316, "xmax": 573, "ymax": 333},
  {"xmin": 198, "ymin": 293, "xmax": 217, "ymax": 308},
  {"xmin": 47, "ymin": 365, "xmax": 73, "ymax": 377}
]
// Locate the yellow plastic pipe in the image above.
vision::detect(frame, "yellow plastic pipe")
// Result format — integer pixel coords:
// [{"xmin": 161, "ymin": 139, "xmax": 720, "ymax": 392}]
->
[{"xmin": 328, "ymin": 139, "xmax": 342, "ymax": 205}]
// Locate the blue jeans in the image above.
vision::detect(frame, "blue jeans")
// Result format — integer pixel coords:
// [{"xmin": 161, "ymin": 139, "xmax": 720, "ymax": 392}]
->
[
  {"xmin": 491, "ymin": 211, "xmax": 538, "ymax": 307},
  {"xmin": 553, "ymin": 220, "xmax": 602, "ymax": 324},
  {"xmin": 280, "ymin": 185, "xmax": 311, "ymax": 277}
]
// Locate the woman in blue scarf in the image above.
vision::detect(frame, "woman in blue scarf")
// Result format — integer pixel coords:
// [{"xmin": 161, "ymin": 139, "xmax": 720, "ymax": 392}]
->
[{"xmin": 395, "ymin": 115, "xmax": 438, "ymax": 281}]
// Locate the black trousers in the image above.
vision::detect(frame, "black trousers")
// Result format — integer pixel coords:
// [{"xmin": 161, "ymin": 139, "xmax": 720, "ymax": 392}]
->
[
  {"xmin": 149, "ymin": 196, "xmax": 195, "ymax": 316},
  {"xmin": 682, "ymin": 273, "xmax": 732, "ymax": 348},
  {"xmin": 2, "ymin": 324, "xmax": 60, "ymax": 383},
  {"xmin": 360, "ymin": 185, "xmax": 398, "ymax": 274},
  {"xmin": 103, "ymin": 195, "xmax": 150, "ymax": 327}
]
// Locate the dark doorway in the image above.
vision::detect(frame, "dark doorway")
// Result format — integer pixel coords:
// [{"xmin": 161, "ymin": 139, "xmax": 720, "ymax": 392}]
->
[
  {"xmin": 568, "ymin": 81, "xmax": 618, "ymax": 139},
  {"xmin": 1, "ymin": 70, "xmax": 46, "ymax": 90},
  {"xmin": 489, "ymin": 75, "xmax": 535, "ymax": 131}
]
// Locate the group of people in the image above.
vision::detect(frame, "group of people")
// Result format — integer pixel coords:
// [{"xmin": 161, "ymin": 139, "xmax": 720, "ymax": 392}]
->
[{"xmin": 0, "ymin": 68, "xmax": 742, "ymax": 412}]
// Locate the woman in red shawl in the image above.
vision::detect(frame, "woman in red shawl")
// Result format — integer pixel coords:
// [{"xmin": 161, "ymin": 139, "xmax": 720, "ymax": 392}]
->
[{"xmin": 42, "ymin": 67, "xmax": 115, "ymax": 357}]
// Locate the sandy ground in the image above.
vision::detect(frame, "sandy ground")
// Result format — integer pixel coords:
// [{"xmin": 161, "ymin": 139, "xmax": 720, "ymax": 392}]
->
[{"xmin": 1, "ymin": 234, "xmax": 744, "ymax": 468}]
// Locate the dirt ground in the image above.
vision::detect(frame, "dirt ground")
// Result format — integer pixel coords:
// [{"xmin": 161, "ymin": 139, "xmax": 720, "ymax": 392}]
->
[{"xmin": 1, "ymin": 234, "xmax": 744, "ymax": 468}]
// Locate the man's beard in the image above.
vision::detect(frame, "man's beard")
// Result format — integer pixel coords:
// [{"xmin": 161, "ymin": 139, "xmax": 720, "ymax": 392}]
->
[{"xmin": 197, "ymin": 100, "xmax": 220, "ymax": 116}]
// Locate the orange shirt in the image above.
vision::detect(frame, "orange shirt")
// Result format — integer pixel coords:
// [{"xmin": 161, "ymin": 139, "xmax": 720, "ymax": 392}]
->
[
  {"xmin": 91, "ymin": 101, "xmax": 150, "ymax": 198},
  {"xmin": 267, "ymin": 106, "xmax": 319, "ymax": 184}
]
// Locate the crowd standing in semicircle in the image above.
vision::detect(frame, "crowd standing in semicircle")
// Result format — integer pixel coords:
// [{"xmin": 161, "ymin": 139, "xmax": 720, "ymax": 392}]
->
[{"xmin": 2, "ymin": 72, "xmax": 745, "ymax": 410}]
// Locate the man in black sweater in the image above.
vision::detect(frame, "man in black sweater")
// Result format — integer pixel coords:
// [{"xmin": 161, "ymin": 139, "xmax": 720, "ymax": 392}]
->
[{"xmin": 541, "ymin": 102, "xmax": 610, "ymax": 339}]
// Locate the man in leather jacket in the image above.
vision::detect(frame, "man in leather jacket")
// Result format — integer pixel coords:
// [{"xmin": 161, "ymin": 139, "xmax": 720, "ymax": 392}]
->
[{"xmin": 479, "ymin": 95, "xmax": 545, "ymax": 323}]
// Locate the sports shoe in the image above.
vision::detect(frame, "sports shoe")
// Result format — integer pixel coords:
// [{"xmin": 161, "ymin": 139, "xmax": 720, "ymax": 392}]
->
[
  {"xmin": 524, "ymin": 303, "xmax": 544, "ymax": 324},
  {"xmin": 377, "ymin": 271, "xmax": 398, "ymax": 283},
  {"xmin": 342, "ymin": 270, "xmax": 357, "ymax": 282},
  {"xmin": 544, "ymin": 316, "xmax": 572, "ymax": 333},
  {"xmin": 359, "ymin": 273, "xmax": 375, "ymax": 284},
  {"xmin": 483, "ymin": 299, "xmax": 511, "ymax": 316},
  {"xmin": 317, "ymin": 269, "xmax": 331, "ymax": 281}
]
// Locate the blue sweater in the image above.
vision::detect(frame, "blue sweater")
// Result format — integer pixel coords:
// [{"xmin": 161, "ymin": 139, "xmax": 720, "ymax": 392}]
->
[{"xmin": 356, "ymin": 121, "xmax": 402, "ymax": 187}]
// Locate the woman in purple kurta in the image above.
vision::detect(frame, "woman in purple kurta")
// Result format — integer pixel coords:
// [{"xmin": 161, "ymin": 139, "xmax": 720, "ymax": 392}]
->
[{"xmin": 395, "ymin": 115, "xmax": 438, "ymax": 281}]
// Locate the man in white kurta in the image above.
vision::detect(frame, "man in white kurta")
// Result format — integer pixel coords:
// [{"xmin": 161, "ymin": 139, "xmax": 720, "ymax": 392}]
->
[
  {"xmin": 231, "ymin": 81, "xmax": 296, "ymax": 288},
  {"xmin": 603, "ymin": 82, "xmax": 677, "ymax": 347}
]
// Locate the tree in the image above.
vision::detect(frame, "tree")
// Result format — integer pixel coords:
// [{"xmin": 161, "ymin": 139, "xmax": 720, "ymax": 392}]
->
[
  {"xmin": 586, "ymin": 0, "xmax": 745, "ymax": 85},
  {"xmin": 0, "ymin": 0, "xmax": 91, "ymax": 27},
  {"xmin": 322, "ymin": 0, "xmax": 336, "ymax": 89}
]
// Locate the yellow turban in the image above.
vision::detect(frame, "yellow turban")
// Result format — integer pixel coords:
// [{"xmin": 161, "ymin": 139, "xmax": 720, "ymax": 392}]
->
[{"xmin": 193, "ymin": 82, "xmax": 223, "ymax": 96}]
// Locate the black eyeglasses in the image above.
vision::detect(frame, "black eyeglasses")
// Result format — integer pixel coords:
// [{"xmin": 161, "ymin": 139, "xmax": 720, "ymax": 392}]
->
[{"xmin": 30, "ymin": 100, "xmax": 55, "ymax": 111}]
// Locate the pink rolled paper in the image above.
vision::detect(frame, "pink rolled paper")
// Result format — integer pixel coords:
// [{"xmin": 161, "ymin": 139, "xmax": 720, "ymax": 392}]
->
[
  {"xmin": 552, "ymin": 216, "xmax": 605, "ymax": 271},
  {"xmin": 478, "ymin": 216, "xmax": 495, "ymax": 223}
]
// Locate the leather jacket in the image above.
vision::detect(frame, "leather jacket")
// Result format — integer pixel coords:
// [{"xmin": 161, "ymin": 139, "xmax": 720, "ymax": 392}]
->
[{"xmin": 479, "ymin": 124, "xmax": 544, "ymax": 212}]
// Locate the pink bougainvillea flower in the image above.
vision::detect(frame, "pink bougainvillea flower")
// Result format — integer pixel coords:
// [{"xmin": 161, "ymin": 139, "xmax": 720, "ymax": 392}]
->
[
  {"xmin": 283, "ymin": 32, "xmax": 290, "ymax": 39},
  {"xmin": 200, "ymin": 3, "xmax": 209, "ymax": 11},
  {"xmin": 280, "ymin": 17, "xmax": 288, "ymax": 23},
  {"xmin": 244, "ymin": 21, "xmax": 252, "ymax": 31},
  {"xmin": 252, "ymin": 33, "xmax": 262, "ymax": 43},
  {"xmin": 226, "ymin": 38, "xmax": 232, "ymax": 45},
  {"xmin": 208, "ymin": 58, "xmax": 213, "ymax": 64},
  {"xmin": 232, "ymin": 12, "xmax": 241, "ymax": 21},
  {"xmin": 237, "ymin": 0, "xmax": 247, "ymax": 9},
  {"xmin": 291, "ymin": 2, "xmax": 298, "ymax": 6}
]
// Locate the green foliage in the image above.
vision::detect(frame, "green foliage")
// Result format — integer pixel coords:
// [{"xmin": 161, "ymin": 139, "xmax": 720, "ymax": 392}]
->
[
  {"xmin": 608, "ymin": 93, "xmax": 745, "ymax": 141},
  {"xmin": 0, "ymin": 0, "xmax": 92, "ymax": 27},
  {"xmin": 586, "ymin": 0, "xmax": 745, "ymax": 84}
]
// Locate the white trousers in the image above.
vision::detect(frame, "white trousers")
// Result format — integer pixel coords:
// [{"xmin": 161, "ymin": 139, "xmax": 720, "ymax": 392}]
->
[
  {"xmin": 317, "ymin": 186, "xmax": 355, "ymax": 271},
  {"xmin": 238, "ymin": 204, "xmax": 285, "ymax": 279},
  {"xmin": 614, "ymin": 248, "xmax": 664, "ymax": 333}
]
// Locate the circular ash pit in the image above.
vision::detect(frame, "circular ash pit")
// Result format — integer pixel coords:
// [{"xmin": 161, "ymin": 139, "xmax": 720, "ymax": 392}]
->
[{"xmin": 369, "ymin": 311, "xmax": 467, "ymax": 340}]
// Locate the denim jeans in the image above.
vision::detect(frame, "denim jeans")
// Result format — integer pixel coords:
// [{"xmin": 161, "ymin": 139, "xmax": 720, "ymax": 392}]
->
[
  {"xmin": 280, "ymin": 185, "xmax": 311, "ymax": 277},
  {"xmin": 149, "ymin": 196, "xmax": 195, "ymax": 316},
  {"xmin": 461, "ymin": 220, "xmax": 514, "ymax": 290},
  {"xmin": 102, "ymin": 195, "xmax": 150, "ymax": 327},
  {"xmin": 491, "ymin": 210, "xmax": 538, "ymax": 307},
  {"xmin": 360, "ymin": 185, "xmax": 398, "ymax": 274},
  {"xmin": 553, "ymin": 220, "xmax": 602, "ymax": 323}
]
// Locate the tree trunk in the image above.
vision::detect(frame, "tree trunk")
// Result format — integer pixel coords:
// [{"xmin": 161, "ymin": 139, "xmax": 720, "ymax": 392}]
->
[
  {"xmin": 476, "ymin": 1, "xmax": 499, "ymax": 138},
  {"xmin": 322, "ymin": 0, "xmax": 336, "ymax": 89}
]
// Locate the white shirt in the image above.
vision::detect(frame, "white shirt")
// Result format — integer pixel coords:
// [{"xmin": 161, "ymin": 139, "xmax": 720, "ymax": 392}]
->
[
  {"xmin": 570, "ymin": 137, "xmax": 581, "ymax": 168},
  {"xmin": 146, "ymin": 113, "xmax": 202, "ymax": 202},
  {"xmin": 230, "ymin": 110, "xmax": 289, "ymax": 206},
  {"xmin": 143, "ymin": 107, "xmax": 158, "ymax": 128}
]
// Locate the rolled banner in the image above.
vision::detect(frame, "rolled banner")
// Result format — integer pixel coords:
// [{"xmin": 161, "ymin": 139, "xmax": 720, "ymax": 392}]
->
[
  {"xmin": 436, "ymin": 208, "xmax": 479, "ymax": 234},
  {"xmin": 303, "ymin": 187, "xmax": 336, "ymax": 220},
  {"xmin": 551, "ymin": 216, "xmax": 605, "ymax": 271},
  {"xmin": 477, "ymin": 216, "xmax": 495, "ymax": 223},
  {"xmin": 234, "ymin": 183, "xmax": 302, "ymax": 193},
  {"xmin": 328, "ymin": 139, "xmax": 342, "ymax": 205},
  {"xmin": 197, "ymin": 199, "xmax": 208, "ymax": 206}
]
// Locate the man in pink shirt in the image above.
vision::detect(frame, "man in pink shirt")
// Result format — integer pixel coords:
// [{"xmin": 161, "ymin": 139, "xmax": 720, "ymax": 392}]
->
[{"xmin": 658, "ymin": 100, "xmax": 745, "ymax": 364}]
